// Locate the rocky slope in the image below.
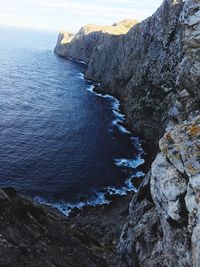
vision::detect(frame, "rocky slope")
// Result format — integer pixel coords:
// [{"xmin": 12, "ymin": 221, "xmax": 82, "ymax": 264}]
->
[
  {"xmin": 55, "ymin": 0, "xmax": 200, "ymax": 266},
  {"xmin": 0, "ymin": 185, "xmax": 137, "ymax": 266},
  {"xmin": 0, "ymin": 187, "xmax": 109, "ymax": 267}
]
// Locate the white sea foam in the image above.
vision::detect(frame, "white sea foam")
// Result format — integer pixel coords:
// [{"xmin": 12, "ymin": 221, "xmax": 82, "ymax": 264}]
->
[
  {"xmin": 117, "ymin": 124, "xmax": 132, "ymax": 134},
  {"xmin": 67, "ymin": 56, "xmax": 87, "ymax": 66},
  {"xmin": 115, "ymin": 157, "xmax": 145, "ymax": 169},
  {"xmin": 112, "ymin": 110, "xmax": 125, "ymax": 121},
  {"xmin": 107, "ymin": 171, "xmax": 145, "ymax": 196},
  {"xmin": 108, "ymin": 96, "xmax": 134, "ymax": 135},
  {"xmin": 111, "ymin": 119, "xmax": 131, "ymax": 134},
  {"xmin": 77, "ymin": 72, "xmax": 84, "ymax": 79},
  {"xmin": 34, "ymin": 192, "xmax": 110, "ymax": 217},
  {"xmin": 86, "ymin": 85, "xmax": 94, "ymax": 93},
  {"xmin": 131, "ymin": 136, "xmax": 145, "ymax": 156},
  {"xmin": 132, "ymin": 171, "xmax": 145, "ymax": 178},
  {"xmin": 34, "ymin": 168, "xmax": 145, "ymax": 217},
  {"xmin": 86, "ymin": 84, "xmax": 117, "ymax": 101},
  {"xmin": 84, "ymin": 79, "xmax": 146, "ymax": 204},
  {"xmin": 107, "ymin": 186, "xmax": 130, "ymax": 195},
  {"xmin": 107, "ymin": 180, "xmax": 136, "ymax": 195},
  {"xmin": 112, "ymin": 98, "xmax": 120, "ymax": 111}
]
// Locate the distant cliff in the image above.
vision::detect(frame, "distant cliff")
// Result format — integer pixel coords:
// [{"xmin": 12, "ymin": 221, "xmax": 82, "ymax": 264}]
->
[
  {"xmin": 55, "ymin": 19, "xmax": 138, "ymax": 63},
  {"xmin": 55, "ymin": 0, "xmax": 200, "ymax": 266}
]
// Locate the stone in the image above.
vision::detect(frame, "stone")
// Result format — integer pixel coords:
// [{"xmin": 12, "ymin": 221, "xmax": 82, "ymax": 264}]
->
[
  {"xmin": 179, "ymin": 89, "xmax": 190, "ymax": 99},
  {"xmin": 168, "ymin": 106, "xmax": 180, "ymax": 118},
  {"xmin": 151, "ymin": 153, "xmax": 187, "ymax": 221},
  {"xmin": 119, "ymin": 114, "xmax": 200, "ymax": 266},
  {"xmin": 0, "ymin": 189, "xmax": 10, "ymax": 202},
  {"xmin": 192, "ymin": 224, "xmax": 200, "ymax": 266},
  {"xmin": 0, "ymin": 189, "xmax": 107, "ymax": 267}
]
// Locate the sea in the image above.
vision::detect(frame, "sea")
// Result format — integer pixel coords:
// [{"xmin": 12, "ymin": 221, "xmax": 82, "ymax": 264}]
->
[{"xmin": 0, "ymin": 26, "xmax": 145, "ymax": 215}]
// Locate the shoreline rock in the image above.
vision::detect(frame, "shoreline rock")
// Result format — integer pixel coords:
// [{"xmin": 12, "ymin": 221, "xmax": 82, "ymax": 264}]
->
[
  {"xmin": 0, "ymin": 187, "xmax": 132, "ymax": 266},
  {"xmin": 0, "ymin": 187, "xmax": 109, "ymax": 266}
]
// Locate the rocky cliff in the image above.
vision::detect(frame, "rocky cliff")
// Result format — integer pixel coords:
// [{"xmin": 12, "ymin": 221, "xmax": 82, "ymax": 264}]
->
[
  {"xmin": 55, "ymin": 0, "xmax": 200, "ymax": 144},
  {"xmin": 55, "ymin": 0, "xmax": 200, "ymax": 266},
  {"xmin": 118, "ymin": 114, "xmax": 200, "ymax": 266},
  {"xmin": 55, "ymin": 19, "xmax": 138, "ymax": 63}
]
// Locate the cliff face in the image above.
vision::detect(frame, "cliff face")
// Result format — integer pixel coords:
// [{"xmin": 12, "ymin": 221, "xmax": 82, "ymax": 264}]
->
[
  {"xmin": 55, "ymin": 0, "xmax": 200, "ymax": 144},
  {"xmin": 55, "ymin": 0, "xmax": 200, "ymax": 266},
  {"xmin": 87, "ymin": 0, "xmax": 186, "ymax": 143},
  {"xmin": 118, "ymin": 114, "xmax": 200, "ymax": 266},
  {"xmin": 54, "ymin": 19, "xmax": 138, "ymax": 64}
]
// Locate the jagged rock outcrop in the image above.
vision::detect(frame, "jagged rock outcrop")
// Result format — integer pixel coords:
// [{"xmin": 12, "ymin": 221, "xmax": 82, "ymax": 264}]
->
[
  {"xmin": 118, "ymin": 115, "xmax": 200, "ymax": 266},
  {"xmin": 117, "ymin": 2, "xmax": 200, "ymax": 265}
]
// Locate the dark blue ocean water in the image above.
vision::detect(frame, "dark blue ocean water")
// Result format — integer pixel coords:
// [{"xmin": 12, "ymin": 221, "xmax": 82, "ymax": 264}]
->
[{"xmin": 0, "ymin": 26, "xmax": 144, "ymax": 214}]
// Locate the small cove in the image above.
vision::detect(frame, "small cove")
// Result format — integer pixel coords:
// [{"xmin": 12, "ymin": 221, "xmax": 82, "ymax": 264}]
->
[{"xmin": 0, "ymin": 26, "xmax": 145, "ymax": 214}]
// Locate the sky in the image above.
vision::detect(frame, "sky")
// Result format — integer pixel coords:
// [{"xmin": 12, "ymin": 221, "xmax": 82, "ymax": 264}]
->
[{"xmin": 0, "ymin": 0, "xmax": 164, "ymax": 32}]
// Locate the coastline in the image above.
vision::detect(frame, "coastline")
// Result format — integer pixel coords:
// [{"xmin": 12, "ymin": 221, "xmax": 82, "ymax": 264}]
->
[
  {"xmin": 1, "ymin": 0, "xmax": 199, "ymax": 265},
  {"xmin": 35, "ymin": 55, "xmax": 148, "ymax": 216}
]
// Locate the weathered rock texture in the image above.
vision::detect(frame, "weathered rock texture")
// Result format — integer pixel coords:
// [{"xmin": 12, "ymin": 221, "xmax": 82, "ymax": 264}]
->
[
  {"xmin": 55, "ymin": 0, "xmax": 200, "ymax": 266},
  {"xmin": 0, "ymin": 187, "xmax": 109, "ymax": 267},
  {"xmin": 118, "ymin": 115, "xmax": 200, "ymax": 266}
]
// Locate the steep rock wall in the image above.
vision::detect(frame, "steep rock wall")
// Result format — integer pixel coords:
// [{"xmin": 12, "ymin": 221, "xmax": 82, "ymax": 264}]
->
[
  {"xmin": 86, "ymin": 0, "xmax": 200, "ymax": 143},
  {"xmin": 54, "ymin": 0, "xmax": 200, "ymax": 266},
  {"xmin": 54, "ymin": 19, "xmax": 138, "ymax": 64},
  {"xmin": 55, "ymin": 0, "xmax": 200, "ymax": 144},
  {"xmin": 118, "ymin": 114, "xmax": 200, "ymax": 266}
]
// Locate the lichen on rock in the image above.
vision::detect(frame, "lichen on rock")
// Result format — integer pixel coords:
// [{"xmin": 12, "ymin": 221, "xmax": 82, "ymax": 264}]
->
[{"xmin": 118, "ymin": 115, "xmax": 200, "ymax": 266}]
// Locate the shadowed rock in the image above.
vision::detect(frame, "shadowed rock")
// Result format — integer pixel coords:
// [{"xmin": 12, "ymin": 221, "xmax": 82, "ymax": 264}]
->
[{"xmin": 0, "ymin": 189, "xmax": 108, "ymax": 267}]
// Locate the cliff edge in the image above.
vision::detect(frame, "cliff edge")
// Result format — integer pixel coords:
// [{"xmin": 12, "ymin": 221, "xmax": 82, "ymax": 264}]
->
[{"xmin": 55, "ymin": 0, "xmax": 200, "ymax": 266}]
